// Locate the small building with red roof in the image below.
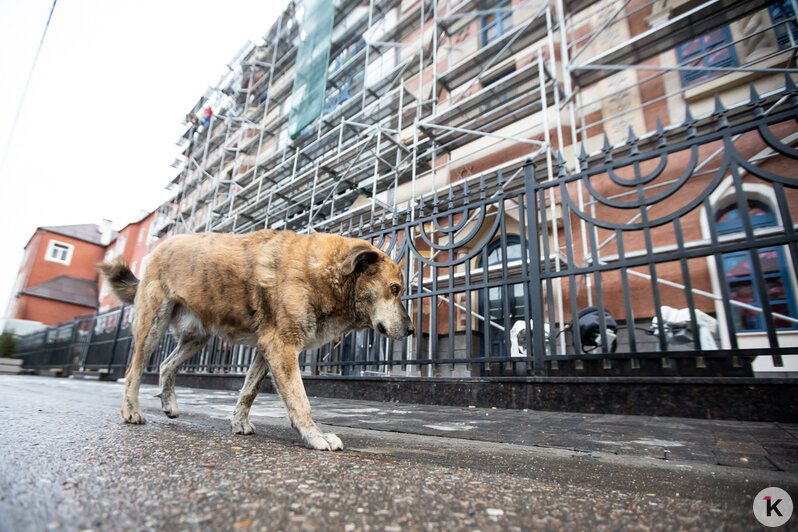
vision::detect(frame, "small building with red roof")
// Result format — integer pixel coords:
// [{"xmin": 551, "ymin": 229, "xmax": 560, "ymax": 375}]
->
[{"xmin": 5, "ymin": 223, "xmax": 115, "ymax": 325}]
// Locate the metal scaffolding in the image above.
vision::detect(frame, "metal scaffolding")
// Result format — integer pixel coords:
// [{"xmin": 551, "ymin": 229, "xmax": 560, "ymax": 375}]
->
[
  {"xmin": 151, "ymin": 0, "xmax": 798, "ymax": 375},
  {"xmin": 159, "ymin": 0, "xmax": 797, "ymax": 235}
]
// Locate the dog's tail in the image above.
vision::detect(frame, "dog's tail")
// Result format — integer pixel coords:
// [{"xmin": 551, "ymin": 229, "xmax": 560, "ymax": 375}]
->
[{"xmin": 97, "ymin": 260, "xmax": 139, "ymax": 304}]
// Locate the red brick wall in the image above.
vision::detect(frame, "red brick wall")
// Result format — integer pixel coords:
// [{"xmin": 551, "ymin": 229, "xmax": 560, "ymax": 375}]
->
[
  {"xmin": 7, "ymin": 229, "xmax": 105, "ymax": 323},
  {"xmin": 5, "ymin": 232, "xmax": 42, "ymax": 318},
  {"xmin": 26, "ymin": 230, "xmax": 106, "ymax": 289},
  {"xmin": 98, "ymin": 212, "xmax": 166, "ymax": 310},
  {"xmin": 15, "ymin": 294, "xmax": 94, "ymax": 326}
]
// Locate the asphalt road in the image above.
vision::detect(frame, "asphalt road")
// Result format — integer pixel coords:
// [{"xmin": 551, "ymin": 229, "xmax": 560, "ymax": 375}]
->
[{"xmin": 0, "ymin": 376, "xmax": 795, "ymax": 531}]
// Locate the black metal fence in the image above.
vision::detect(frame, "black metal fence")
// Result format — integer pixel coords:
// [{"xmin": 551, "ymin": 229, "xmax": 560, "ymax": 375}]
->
[
  {"xmin": 14, "ymin": 306, "xmax": 133, "ymax": 378},
  {"xmin": 13, "ymin": 83, "xmax": 798, "ymax": 380}
]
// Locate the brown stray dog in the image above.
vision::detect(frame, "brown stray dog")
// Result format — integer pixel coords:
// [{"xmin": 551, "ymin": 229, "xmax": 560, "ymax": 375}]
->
[{"xmin": 98, "ymin": 230, "xmax": 414, "ymax": 450}]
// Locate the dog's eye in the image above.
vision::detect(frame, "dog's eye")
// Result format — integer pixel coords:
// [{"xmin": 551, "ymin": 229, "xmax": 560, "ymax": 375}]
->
[{"xmin": 390, "ymin": 284, "xmax": 401, "ymax": 296}]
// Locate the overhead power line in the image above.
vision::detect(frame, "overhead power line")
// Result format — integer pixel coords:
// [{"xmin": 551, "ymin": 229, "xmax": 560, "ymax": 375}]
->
[{"xmin": 0, "ymin": 0, "xmax": 58, "ymax": 178}]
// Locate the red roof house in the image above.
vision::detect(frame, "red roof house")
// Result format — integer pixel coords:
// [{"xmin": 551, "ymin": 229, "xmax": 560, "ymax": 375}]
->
[{"xmin": 5, "ymin": 223, "xmax": 115, "ymax": 325}]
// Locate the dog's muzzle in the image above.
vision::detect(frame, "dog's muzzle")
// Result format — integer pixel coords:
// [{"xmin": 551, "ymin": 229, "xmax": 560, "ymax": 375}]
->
[{"xmin": 377, "ymin": 322, "xmax": 415, "ymax": 338}]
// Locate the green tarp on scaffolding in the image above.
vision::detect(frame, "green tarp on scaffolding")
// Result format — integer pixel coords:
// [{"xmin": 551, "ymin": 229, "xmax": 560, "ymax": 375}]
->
[{"xmin": 288, "ymin": 0, "xmax": 335, "ymax": 139}]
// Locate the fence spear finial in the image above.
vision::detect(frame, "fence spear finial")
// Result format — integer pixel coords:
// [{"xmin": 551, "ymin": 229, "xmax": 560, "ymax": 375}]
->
[
  {"xmin": 602, "ymin": 133, "xmax": 612, "ymax": 163},
  {"xmin": 579, "ymin": 142, "xmax": 589, "ymax": 168},
  {"xmin": 555, "ymin": 150, "xmax": 567, "ymax": 177},
  {"xmin": 784, "ymin": 73, "xmax": 797, "ymax": 105},
  {"xmin": 655, "ymin": 117, "xmax": 666, "ymax": 148},
  {"xmin": 683, "ymin": 106, "xmax": 696, "ymax": 139},
  {"xmin": 713, "ymin": 94, "xmax": 729, "ymax": 129},
  {"xmin": 748, "ymin": 84, "xmax": 764, "ymax": 118},
  {"xmin": 785, "ymin": 72, "xmax": 797, "ymax": 94},
  {"xmin": 626, "ymin": 125, "xmax": 639, "ymax": 156}
]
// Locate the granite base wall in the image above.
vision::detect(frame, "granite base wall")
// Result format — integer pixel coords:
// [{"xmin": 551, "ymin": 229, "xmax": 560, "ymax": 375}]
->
[{"xmin": 142, "ymin": 373, "xmax": 798, "ymax": 423}]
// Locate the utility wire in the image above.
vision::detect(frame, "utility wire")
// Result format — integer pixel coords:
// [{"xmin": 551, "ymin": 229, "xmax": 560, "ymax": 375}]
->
[{"xmin": 0, "ymin": 0, "xmax": 58, "ymax": 178}]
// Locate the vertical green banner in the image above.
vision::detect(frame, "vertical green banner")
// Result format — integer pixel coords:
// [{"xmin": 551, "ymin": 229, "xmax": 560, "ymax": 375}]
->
[{"xmin": 288, "ymin": 0, "xmax": 334, "ymax": 139}]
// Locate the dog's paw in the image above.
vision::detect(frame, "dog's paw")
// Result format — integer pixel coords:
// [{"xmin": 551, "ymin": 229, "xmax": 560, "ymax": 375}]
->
[
  {"xmin": 158, "ymin": 393, "xmax": 179, "ymax": 419},
  {"xmin": 302, "ymin": 431, "xmax": 344, "ymax": 451},
  {"xmin": 121, "ymin": 408, "xmax": 146, "ymax": 425},
  {"xmin": 303, "ymin": 433, "xmax": 333, "ymax": 450},
  {"xmin": 322, "ymin": 432, "xmax": 344, "ymax": 451},
  {"xmin": 231, "ymin": 417, "xmax": 256, "ymax": 435}
]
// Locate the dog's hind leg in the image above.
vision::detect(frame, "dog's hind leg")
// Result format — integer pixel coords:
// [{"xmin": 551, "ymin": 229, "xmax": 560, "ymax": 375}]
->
[
  {"xmin": 122, "ymin": 295, "xmax": 174, "ymax": 425},
  {"xmin": 260, "ymin": 335, "xmax": 343, "ymax": 451},
  {"xmin": 231, "ymin": 351, "xmax": 270, "ymax": 435},
  {"xmin": 157, "ymin": 333, "xmax": 209, "ymax": 418}
]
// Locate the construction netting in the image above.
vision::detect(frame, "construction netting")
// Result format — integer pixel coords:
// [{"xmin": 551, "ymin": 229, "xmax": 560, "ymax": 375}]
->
[{"xmin": 288, "ymin": 0, "xmax": 335, "ymax": 139}]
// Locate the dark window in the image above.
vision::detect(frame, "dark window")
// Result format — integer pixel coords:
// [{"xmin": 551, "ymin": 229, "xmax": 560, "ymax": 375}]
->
[
  {"xmin": 769, "ymin": 1, "xmax": 798, "ymax": 49},
  {"xmin": 478, "ymin": 237, "xmax": 525, "ymax": 366},
  {"xmin": 483, "ymin": 66, "xmax": 516, "ymax": 87},
  {"xmin": 482, "ymin": 66, "xmax": 516, "ymax": 103},
  {"xmin": 676, "ymin": 27, "xmax": 738, "ymax": 86},
  {"xmin": 715, "ymin": 199, "xmax": 797, "ymax": 331},
  {"xmin": 481, "ymin": 0, "xmax": 513, "ymax": 47}
]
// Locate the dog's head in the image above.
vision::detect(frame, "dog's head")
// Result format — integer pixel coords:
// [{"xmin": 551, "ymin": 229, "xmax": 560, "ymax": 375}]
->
[{"xmin": 342, "ymin": 245, "xmax": 415, "ymax": 340}]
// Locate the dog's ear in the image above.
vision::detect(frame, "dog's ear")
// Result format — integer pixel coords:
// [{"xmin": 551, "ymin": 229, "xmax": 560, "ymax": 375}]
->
[{"xmin": 342, "ymin": 245, "xmax": 379, "ymax": 276}]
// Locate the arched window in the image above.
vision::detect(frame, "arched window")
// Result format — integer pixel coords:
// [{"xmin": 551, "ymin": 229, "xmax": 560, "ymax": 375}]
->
[
  {"xmin": 716, "ymin": 199, "xmax": 776, "ymax": 233},
  {"xmin": 716, "ymin": 199, "xmax": 797, "ymax": 331}
]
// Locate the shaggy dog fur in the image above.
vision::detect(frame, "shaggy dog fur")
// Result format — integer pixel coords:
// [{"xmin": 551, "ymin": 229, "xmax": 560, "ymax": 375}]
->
[{"xmin": 99, "ymin": 230, "xmax": 414, "ymax": 450}]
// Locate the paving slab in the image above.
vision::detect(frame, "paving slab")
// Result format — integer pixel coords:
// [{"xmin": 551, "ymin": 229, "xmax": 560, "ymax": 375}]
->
[{"xmin": 69, "ymin": 375, "xmax": 798, "ymax": 474}]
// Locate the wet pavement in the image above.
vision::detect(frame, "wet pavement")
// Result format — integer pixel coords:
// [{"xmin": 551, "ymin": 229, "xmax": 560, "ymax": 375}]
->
[{"xmin": 0, "ymin": 375, "xmax": 796, "ymax": 531}]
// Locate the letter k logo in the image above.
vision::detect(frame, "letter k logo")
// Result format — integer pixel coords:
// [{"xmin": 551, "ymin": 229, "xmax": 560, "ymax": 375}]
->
[
  {"xmin": 754, "ymin": 488, "xmax": 792, "ymax": 527},
  {"xmin": 765, "ymin": 496, "xmax": 783, "ymax": 518}
]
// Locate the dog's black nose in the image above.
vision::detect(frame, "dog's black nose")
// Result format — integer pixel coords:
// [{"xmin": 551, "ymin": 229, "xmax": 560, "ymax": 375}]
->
[{"xmin": 406, "ymin": 324, "xmax": 415, "ymax": 336}]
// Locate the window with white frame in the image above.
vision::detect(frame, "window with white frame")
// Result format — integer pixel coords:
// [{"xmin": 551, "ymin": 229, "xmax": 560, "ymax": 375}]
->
[
  {"xmin": 99, "ymin": 277, "xmax": 112, "ymax": 300},
  {"xmin": 45, "ymin": 240, "xmax": 74, "ymax": 265},
  {"xmin": 115, "ymin": 233, "xmax": 128, "ymax": 257},
  {"xmin": 715, "ymin": 199, "xmax": 798, "ymax": 332}
]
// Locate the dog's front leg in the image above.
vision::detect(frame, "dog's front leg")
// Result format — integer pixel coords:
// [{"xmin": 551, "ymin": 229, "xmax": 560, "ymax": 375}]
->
[
  {"xmin": 260, "ymin": 336, "xmax": 343, "ymax": 451},
  {"xmin": 231, "ymin": 351, "xmax": 270, "ymax": 435}
]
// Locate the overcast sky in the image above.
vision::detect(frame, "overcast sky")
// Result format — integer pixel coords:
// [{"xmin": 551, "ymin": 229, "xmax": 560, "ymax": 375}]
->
[{"xmin": 0, "ymin": 0, "xmax": 289, "ymax": 315}]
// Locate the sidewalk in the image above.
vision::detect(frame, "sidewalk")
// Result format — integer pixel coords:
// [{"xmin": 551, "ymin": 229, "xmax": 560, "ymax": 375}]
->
[
  {"xmin": 141, "ymin": 381, "xmax": 798, "ymax": 474},
  {"xmin": 2, "ymin": 375, "xmax": 796, "ymax": 530}
]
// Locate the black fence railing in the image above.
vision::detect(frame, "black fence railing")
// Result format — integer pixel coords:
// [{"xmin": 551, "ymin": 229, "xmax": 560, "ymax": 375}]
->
[
  {"xmin": 13, "ymin": 83, "xmax": 798, "ymax": 380},
  {"xmin": 14, "ymin": 306, "xmax": 133, "ymax": 378}
]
